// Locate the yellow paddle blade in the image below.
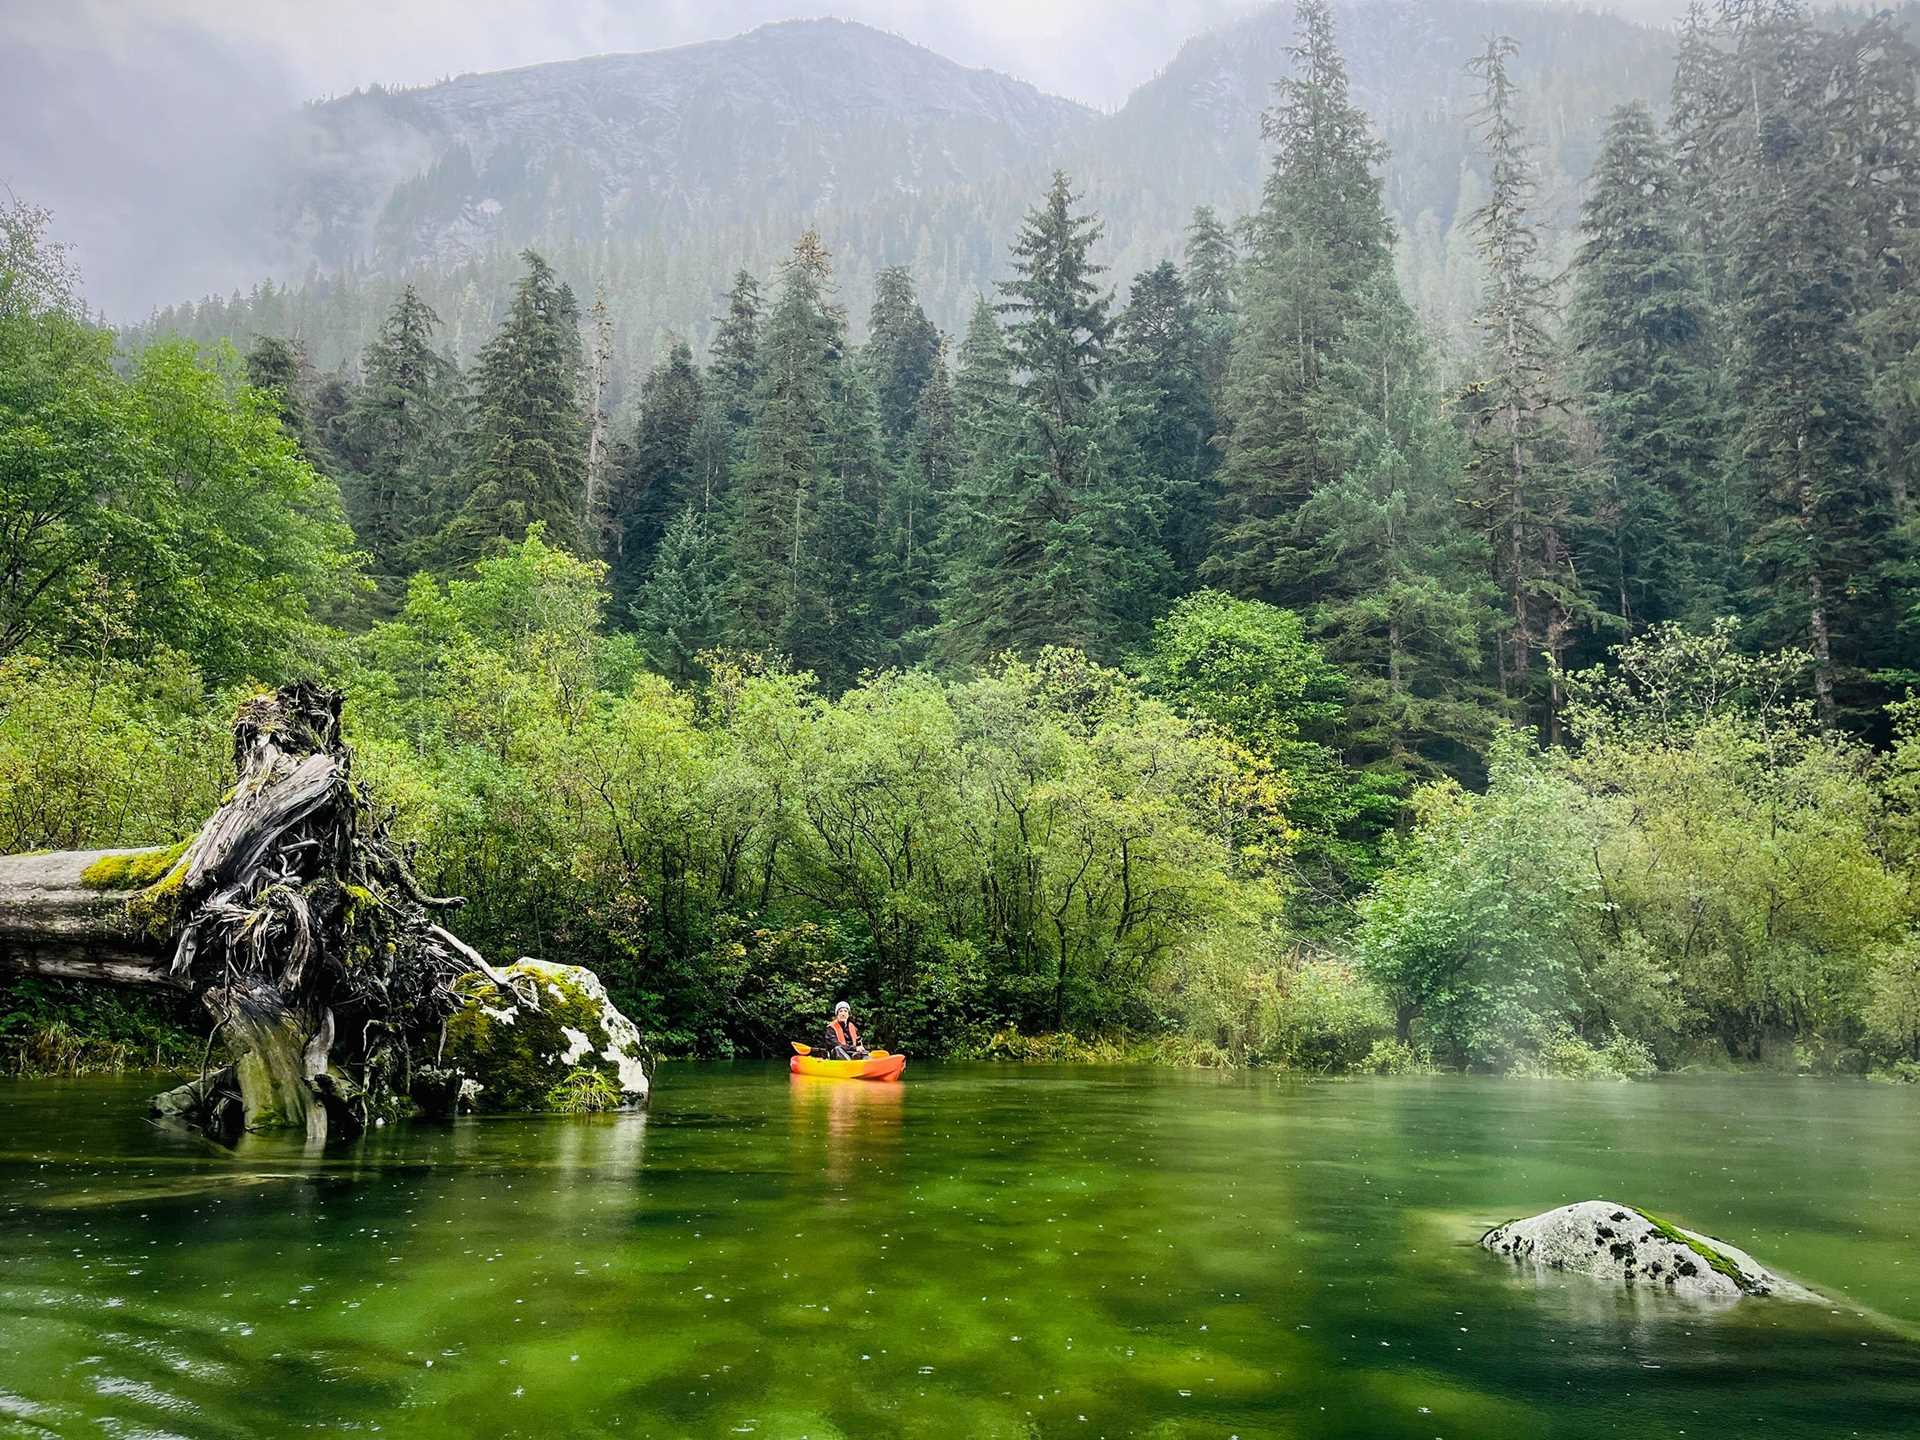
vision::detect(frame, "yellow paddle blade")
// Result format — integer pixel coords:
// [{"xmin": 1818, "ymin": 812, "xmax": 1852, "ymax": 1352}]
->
[
  {"xmin": 791, "ymin": 1042, "xmax": 812, "ymax": 1055},
  {"xmin": 868, "ymin": 1050, "xmax": 891, "ymax": 1058}
]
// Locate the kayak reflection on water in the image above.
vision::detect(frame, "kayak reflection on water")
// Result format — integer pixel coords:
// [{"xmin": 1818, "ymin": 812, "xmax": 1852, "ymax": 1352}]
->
[{"xmin": 789, "ymin": 1061, "xmax": 904, "ymax": 1182}]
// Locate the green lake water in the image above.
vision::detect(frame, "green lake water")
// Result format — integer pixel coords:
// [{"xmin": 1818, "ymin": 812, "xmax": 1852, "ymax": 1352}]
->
[{"xmin": 1, "ymin": 1067, "xmax": 1917, "ymax": 1438}]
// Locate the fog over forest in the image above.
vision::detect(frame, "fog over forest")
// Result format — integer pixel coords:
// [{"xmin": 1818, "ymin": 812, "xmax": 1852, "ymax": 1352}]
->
[{"xmin": 4, "ymin": 0, "xmax": 1694, "ymax": 317}]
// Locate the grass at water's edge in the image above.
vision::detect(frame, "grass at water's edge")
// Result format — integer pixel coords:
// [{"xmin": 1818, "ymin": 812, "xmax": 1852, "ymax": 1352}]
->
[
  {"xmin": 9, "ymin": 994, "xmax": 1917, "ymax": 1085},
  {"xmin": 1, "ymin": 976, "xmax": 202, "ymax": 1078}
]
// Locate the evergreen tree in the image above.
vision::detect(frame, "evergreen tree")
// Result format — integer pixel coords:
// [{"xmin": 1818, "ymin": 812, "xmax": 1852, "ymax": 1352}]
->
[
  {"xmin": 633, "ymin": 504, "xmax": 724, "ymax": 684},
  {"xmin": 1184, "ymin": 205, "xmax": 1237, "ymax": 317},
  {"xmin": 1207, "ymin": 0, "xmax": 1398, "ymax": 607},
  {"xmin": 581, "ymin": 286, "xmax": 617, "ymax": 554},
  {"xmin": 1300, "ymin": 278, "xmax": 1506, "ymax": 781},
  {"xmin": 244, "ymin": 335, "xmax": 324, "ymax": 467},
  {"xmin": 809, "ymin": 361, "xmax": 890, "ymax": 686},
  {"xmin": 939, "ymin": 173, "xmax": 1163, "ymax": 663},
  {"xmin": 1114, "ymin": 260, "xmax": 1217, "ymax": 579},
  {"xmin": 1569, "ymin": 102, "xmax": 1726, "ymax": 633},
  {"xmin": 876, "ymin": 346, "xmax": 956, "ymax": 664},
  {"xmin": 708, "ymin": 269, "xmax": 763, "ymax": 435},
  {"xmin": 725, "ymin": 232, "xmax": 852, "ymax": 670},
  {"xmin": 935, "ymin": 300, "xmax": 1021, "ymax": 654},
  {"xmin": 950, "ymin": 297, "xmax": 1015, "ymax": 426},
  {"xmin": 609, "ymin": 337, "xmax": 703, "ymax": 615},
  {"xmin": 1206, "ymin": 0, "xmax": 1500, "ymax": 776},
  {"xmin": 1462, "ymin": 36, "xmax": 1584, "ymax": 730},
  {"xmin": 1668, "ymin": 2, "xmax": 1736, "ymax": 308},
  {"xmin": 863, "ymin": 265, "xmax": 941, "ymax": 458},
  {"xmin": 1719, "ymin": 2, "xmax": 1885, "ymax": 725},
  {"xmin": 1184, "ymin": 204, "xmax": 1239, "ymax": 402},
  {"xmin": 332, "ymin": 285, "xmax": 461, "ymax": 590},
  {"xmin": 438, "ymin": 250, "xmax": 587, "ymax": 563}
]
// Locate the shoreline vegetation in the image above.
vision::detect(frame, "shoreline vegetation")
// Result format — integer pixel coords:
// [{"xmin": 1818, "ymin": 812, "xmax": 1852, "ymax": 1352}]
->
[{"xmin": 7, "ymin": 4, "xmax": 1920, "ymax": 1092}]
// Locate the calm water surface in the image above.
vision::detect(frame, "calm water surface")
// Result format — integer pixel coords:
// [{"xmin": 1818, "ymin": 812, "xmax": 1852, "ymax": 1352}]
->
[{"xmin": 1, "ymin": 1066, "xmax": 1916, "ymax": 1438}]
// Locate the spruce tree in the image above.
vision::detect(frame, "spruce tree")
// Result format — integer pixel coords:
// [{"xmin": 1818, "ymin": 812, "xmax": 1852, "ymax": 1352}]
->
[
  {"xmin": 939, "ymin": 173, "xmax": 1164, "ymax": 663},
  {"xmin": 863, "ymin": 266, "xmax": 941, "ymax": 459},
  {"xmin": 609, "ymin": 337, "xmax": 703, "ymax": 616},
  {"xmin": 1462, "ymin": 36, "xmax": 1583, "ymax": 728},
  {"xmin": 724, "ymin": 231, "xmax": 848, "ymax": 669},
  {"xmin": 1114, "ymin": 260, "xmax": 1217, "ymax": 580},
  {"xmin": 245, "ymin": 335, "xmax": 322, "ymax": 465},
  {"xmin": 633, "ymin": 504, "xmax": 724, "ymax": 684},
  {"xmin": 876, "ymin": 347, "xmax": 955, "ymax": 665},
  {"xmin": 809, "ymin": 362, "xmax": 890, "ymax": 686},
  {"xmin": 1569, "ymin": 102, "xmax": 1726, "ymax": 633},
  {"xmin": 438, "ymin": 250, "xmax": 587, "ymax": 563},
  {"xmin": 333, "ymin": 285, "xmax": 461, "ymax": 590},
  {"xmin": 1207, "ymin": 0, "xmax": 1397, "ymax": 606},
  {"xmin": 1720, "ymin": 3, "xmax": 1884, "ymax": 724},
  {"xmin": 708, "ymin": 269, "xmax": 763, "ymax": 435},
  {"xmin": 1184, "ymin": 205, "xmax": 1239, "ymax": 403},
  {"xmin": 1206, "ymin": 0, "xmax": 1501, "ymax": 775}
]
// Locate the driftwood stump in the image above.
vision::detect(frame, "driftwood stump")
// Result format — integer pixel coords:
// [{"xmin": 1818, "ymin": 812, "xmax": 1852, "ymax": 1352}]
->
[{"xmin": 0, "ymin": 683, "xmax": 538, "ymax": 1140}]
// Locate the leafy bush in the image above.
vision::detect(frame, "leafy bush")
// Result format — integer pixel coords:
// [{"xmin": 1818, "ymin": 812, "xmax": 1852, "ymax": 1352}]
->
[
  {"xmin": 1257, "ymin": 958, "xmax": 1392, "ymax": 1071},
  {"xmin": 1511, "ymin": 1028, "xmax": 1656, "ymax": 1080},
  {"xmin": 1358, "ymin": 1038, "xmax": 1432, "ymax": 1075}
]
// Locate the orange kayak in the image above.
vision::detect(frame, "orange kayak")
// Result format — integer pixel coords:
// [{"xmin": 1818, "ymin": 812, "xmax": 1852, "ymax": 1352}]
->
[{"xmin": 789, "ymin": 1051, "xmax": 906, "ymax": 1081}]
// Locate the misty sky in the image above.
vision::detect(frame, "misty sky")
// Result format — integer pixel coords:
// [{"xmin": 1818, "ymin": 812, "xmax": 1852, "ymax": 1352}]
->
[{"xmin": 0, "ymin": 0, "xmax": 1687, "ymax": 318}]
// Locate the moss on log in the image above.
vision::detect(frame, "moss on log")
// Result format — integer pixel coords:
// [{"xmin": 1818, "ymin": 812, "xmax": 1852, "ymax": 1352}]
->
[{"xmin": 0, "ymin": 683, "xmax": 649, "ymax": 1139}]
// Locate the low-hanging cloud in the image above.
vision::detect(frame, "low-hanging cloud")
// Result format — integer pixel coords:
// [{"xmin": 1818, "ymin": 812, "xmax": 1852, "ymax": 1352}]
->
[{"xmin": 0, "ymin": 0, "xmax": 1689, "ymax": 320}]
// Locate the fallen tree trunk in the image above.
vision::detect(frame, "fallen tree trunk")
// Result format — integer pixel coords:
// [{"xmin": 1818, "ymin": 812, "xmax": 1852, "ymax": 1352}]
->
[
  {"xmin": 0, "ymin": 683, "xmax": 648, "ymax": 1138},
  {"xmin": 0, "ymin": 847, "xmax": 179, "ymax": 985}
]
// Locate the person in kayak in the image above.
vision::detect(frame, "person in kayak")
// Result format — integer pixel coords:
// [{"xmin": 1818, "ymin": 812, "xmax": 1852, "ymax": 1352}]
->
[{"xmin": 822, "ymin": 1000, "xmax": 869, "ymax": 1059}]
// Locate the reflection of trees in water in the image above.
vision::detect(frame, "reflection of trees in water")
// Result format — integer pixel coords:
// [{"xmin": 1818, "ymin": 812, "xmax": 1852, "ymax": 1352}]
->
[{"xmin": 788, "ymin": 1075, "xmax": 904, "ymax": 1184}]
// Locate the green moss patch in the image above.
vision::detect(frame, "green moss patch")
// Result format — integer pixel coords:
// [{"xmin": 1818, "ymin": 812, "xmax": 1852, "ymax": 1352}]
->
[
  {"xmin": 80, "ymin": 836, "xmax": 193, "ymax": 893},
  {"xmin": 1630, "ymin": 1207, "xmax": 1753, "ymax": 1291},
  {"xmin": 442, "ymin": 962, "xmax": 640, "ymax": 1113}
]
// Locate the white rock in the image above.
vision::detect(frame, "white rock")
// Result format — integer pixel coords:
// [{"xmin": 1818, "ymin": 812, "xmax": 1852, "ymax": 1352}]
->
[{"xmin": 1481, "ymin": 1201, "xmax": 1817, "ymax": 1301}]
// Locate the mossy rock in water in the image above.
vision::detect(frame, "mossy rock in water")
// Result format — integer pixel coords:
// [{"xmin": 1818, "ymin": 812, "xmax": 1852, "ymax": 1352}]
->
[
  {"xmin": 1479, "ymin": 1200, "xmax": 1818, "ymax": 1301},
  {"xmin": 434, "ymin": 959, "xmax": 650, "ymax": 1115}
]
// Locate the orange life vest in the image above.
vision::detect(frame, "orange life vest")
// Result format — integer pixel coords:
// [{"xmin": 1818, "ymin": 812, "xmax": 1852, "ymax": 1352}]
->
[{"xmin": 830, "ymin": 1015, "xmax": 861, "ymax": 1050}]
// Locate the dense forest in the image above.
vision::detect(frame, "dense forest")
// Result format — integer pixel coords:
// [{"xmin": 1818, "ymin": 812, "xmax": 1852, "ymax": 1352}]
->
[{"xmin": 6, "ymin": 0, "xmax": 1920, "ymax": 1079}]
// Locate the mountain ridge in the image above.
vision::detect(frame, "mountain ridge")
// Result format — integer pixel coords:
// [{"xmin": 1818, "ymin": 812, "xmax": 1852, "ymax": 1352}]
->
[{"xmin": 138, "ymin": 2, "xmax": 1681, "ymax": 397}]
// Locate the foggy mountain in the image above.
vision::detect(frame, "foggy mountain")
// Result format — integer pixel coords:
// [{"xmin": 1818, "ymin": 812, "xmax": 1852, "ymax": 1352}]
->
[
  {"xmin": 134, "ymin": 0, "xmax": 1677, "ymax": 389},
  {"xmin": 277, "ymin": 19, "xmax": 1097, "ymax": 275}
]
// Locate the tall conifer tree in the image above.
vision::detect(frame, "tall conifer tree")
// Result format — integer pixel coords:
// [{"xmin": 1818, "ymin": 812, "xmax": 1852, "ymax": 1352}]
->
[
  {"xmin": 1719, "ymin": 2, "xmax": 1885, "ymax": 723},
  {"xmin": 1209, "ymin": 0, "xmax": 1500, "ymax": 773},
  {"xmin": 1462, "ymin": 37, "xmax": 1583, "ymax": 728},
  {"xmin": 334, "ymin": 285, "xmax": 461, "ymax": 590},
  {"xmin": 863, "ymin": 266, "xmax": 941, "ymax": 459},
  {"xmin": 1208, "ymin": 0, "xmax": 1398, "ymax": 605},
  {"xmin": 609, "ymin": 338, "xmax": 703, "ymax": 615},
  {"xmin": 1184, "ymin": 204, "xmax": 1239, "ymax": 403},
  {"xmin": 438, "ymin": 250, "xmax": 587, "ymax": 563},
  {"xmin": 725, "ymin": 232, "xmax": 886, "ymax": 681},
  {"xmin": 1569, "ymin": 102, "xmax": 1726, "ymax": 633},
  {"xmin": 939, "ymin": 174, "xmax": 1163, "ymax": 663},
  {"xmin": 1115, "ymin": 260, "xmax": 1217, "ymax": 580}
]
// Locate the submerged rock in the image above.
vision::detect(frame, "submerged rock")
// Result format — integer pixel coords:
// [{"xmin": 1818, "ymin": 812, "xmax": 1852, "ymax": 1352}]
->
[
  {"xmin": 1481, "ymin": 1201, "xmax": 1817, "ymax": 1301},
  {"xmin": 427, "ymin": 959, "xmax": 651, "ymax": 1115}
]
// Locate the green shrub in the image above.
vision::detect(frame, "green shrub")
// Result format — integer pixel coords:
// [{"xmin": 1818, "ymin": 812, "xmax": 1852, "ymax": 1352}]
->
[
  {"xmin": 1358, "ymin": 1038, "xmax": 1432, "ymax": 1075},
  {"xmin": 1258, "ymin": 958, "xmax": 1392, "ymax": 1071},
  {"xmin": 1511, "ymin": 1027, "xmax": 1655, "ymax": 1079}
]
